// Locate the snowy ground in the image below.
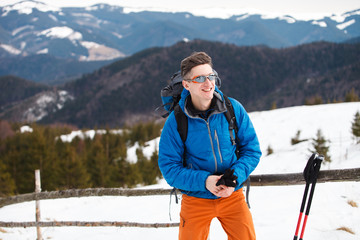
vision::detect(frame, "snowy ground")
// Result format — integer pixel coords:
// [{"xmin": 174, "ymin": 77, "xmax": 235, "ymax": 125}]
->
[{"xmin": 1, "ymin": 102, "xmax": 359, "ymax": 239}]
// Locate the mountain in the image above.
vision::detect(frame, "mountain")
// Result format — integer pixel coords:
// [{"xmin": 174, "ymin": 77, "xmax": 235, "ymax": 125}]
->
[
  {"xmin": 1, "ymin": 40, "xmax": 359, "ymax": 127},
  {"xmin": 0, "ymin": 1, "xmax": 359, "ymax": 83},
  {"xmin": 33, "ymin": 40, "xmax": 359, "ymax": 128},
  {"xmin": 0, "ymin": 75, "xmax": 75, "ymax": 122}
]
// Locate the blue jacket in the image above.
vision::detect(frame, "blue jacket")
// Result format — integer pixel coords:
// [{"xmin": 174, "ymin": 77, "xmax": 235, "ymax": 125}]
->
[{"xmin": 158, "ymin": 87, "xmax": 261, "ymax": 199}]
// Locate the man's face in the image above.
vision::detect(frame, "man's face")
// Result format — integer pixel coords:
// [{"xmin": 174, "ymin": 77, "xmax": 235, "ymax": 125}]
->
[{"xmin": 183, "ymin": 64, "xmax": 215, "ymax": 110}]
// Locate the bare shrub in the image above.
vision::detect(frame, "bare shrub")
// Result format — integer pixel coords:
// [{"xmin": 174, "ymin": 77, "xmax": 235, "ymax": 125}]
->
[{"xmin": 337, "ymin": 227, "xmax": 355, "ymax": 235}]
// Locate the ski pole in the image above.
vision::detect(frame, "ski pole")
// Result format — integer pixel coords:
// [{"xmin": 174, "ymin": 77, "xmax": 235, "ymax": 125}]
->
[
  {"xmin": 293, "ymin": 181, "xmax": 310, "ymax": 240},
  {"xmin": 293, "ymin": 153, "xmax": 323, "ymax": 240}
]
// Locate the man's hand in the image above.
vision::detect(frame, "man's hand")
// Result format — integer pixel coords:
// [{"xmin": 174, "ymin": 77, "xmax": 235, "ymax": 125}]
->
[
  {"xmin": 206, "ymin": 175, "xmax": 234, "ymax": 198},
  {"xmin": 217, "ymin": 185, "xmax": 235, "ymax": 198}
]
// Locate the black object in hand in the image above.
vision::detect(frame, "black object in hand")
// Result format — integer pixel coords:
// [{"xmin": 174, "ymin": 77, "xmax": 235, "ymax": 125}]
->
[{"xmin": 216, "ymin": 169, "xmax": 238, "ymax": 187}]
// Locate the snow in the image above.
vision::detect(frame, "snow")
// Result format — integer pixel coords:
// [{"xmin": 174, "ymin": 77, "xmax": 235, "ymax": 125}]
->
[
  {"xmin": 1, "ymin": 0, "xmax": 59, "ymax": 16},
  {"xmin": 23, "ymin": 91, "xmax": 74, "ymax": 122},
  {"xmin": 127, "ymin": 137, "xmax": 160, "ymax": 163},
  {"xmin": 79, "ymin": 41, "xmax": 125, "ymax": 61},
  {"xmin": 2, "ymin": 102, "xmax": 360, "ymax": 239},
  {"xmin": 38, "ymin": 26, "xmax": 83, "ymax": 41},
  {"xmin": 36, "ymin": 48, "xmax": 48, "ymax": 54},
  {"xmin": 235, "ymin": 14, "xmax": 251, "ymax": 21},
  {"xmin": 0, "ymin": 44, "xmax": 21, "ymax": 55},
  {"xmin": 20, "ymin": 125, "xmax": 33, "ymax": 133},
  {"xmin": 11, "ymin": 25, "xmax": 34, "ymax": 36},
  {"xmin": 0, "ymin": 0, "xmax": 359, "ymax": 21},
  {"xmin": 312, "ymin": 20, "xmax": 327, "ymax": 27},
  {"xmin": 251, "ymin": 102, "xmax": 360, "ymax": 173},
  {"xmin": 59, "ymin": 130, "xmax": 105, "ymax": 142},
  {"xmin": 58, "ymin": 129, "xmax": 125, "ymax": 143},
  {"xmin": 337, "ymin": 19, "xmax": 356, "ymax": 30}
]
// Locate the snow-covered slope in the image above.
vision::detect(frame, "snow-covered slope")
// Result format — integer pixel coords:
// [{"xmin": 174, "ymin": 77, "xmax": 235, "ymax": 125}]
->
[
  {"xmin": 1, "ymin": 102, "xmax": 359, "ymax": 239},
  {"xmin": 127, "ymin": 102, "xmax": 360, "ymax": 172}
]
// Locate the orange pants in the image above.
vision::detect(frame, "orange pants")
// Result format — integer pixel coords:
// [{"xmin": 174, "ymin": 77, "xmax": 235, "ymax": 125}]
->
[{"xmin": 179, "ymin": 190, "xmax": 255, "ymax": 240}]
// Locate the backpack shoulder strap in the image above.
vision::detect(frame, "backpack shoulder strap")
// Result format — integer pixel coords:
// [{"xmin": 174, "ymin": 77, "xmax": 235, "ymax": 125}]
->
[
  {"xmin": 223, "ymin": 95, "xmax": 239, "ymax": 150},
  {"xmin": 174, "ymin": 104, "xmax": 188, "ymax": 144},
  {"xmin": 174, "ymin": 104, "xmax": 188, "ymax": 167}
]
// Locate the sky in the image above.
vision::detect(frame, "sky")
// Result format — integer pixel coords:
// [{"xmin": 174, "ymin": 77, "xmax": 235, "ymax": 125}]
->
[{"xmin": 1, "ymin": 0, "xmax": 360, "ymax": 20}]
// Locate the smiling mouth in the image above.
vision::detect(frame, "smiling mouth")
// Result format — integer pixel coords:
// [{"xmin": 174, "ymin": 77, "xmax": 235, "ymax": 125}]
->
[{"xmin": 202, "ymin": 87, "xmax": 213, "ymax": 92}]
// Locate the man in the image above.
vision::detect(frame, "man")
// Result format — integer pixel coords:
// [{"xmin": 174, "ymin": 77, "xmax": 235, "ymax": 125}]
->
[{"xmin": 158, "ymin": 52, "xmax": 261, "ymax": 240}]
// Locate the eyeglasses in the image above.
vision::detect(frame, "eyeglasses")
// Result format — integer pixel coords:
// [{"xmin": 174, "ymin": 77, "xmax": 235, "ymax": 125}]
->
[{"xmin": 185, "ymin": 74, "xmax": 217, "ymax": 83}]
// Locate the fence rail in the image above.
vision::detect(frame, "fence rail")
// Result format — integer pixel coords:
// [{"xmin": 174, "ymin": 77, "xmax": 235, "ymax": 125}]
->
[
  {"xmin": 0, "ymin": 221, "xmax": 179, "ymax": 228},
  {"xmin": 0, "ymin": 168, "xmax": 359, "ymax": 230},
  {"xmin": 1, "ymin": 168, "xmax": 359, "ymax": 208}
]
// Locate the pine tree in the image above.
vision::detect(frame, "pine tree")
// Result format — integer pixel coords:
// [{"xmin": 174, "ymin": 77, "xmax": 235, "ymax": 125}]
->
[
  {"xmin": 311, "ymin": 129, "xmax": 331, "ymax": 163},
  {"xmin": 57, "ymin": 141, "xmax": 90, "ymax": 189},
  {"xmin": 0, "ymin": 159, "xmax": 16, "ymax": 196},
  {"xmin": 270, "ymin": 101, "xmax": 277, "ymax": 110},
  {"xmin": 345, "ymin": 88, "xmax": 359, "ymax": 102},
  {"xmin": 3, "ymin": 125, "xmax": 48, "ymax": 193},
  {"xmin": 351, "ymin": 111, "xmax": 360, "ymax": 143},
  {"xmin": 150, "ymin": 149, "xmax": 162, "ymax": 180},
  {"xmin": 87, "ymin": 135, "xmax": 111, "ymax": 187}
]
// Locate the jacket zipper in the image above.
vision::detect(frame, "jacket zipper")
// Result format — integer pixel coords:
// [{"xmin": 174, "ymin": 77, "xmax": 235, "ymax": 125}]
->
[
  {"xmin": 206, "ymin": 121, "xmax": 218, "ymax": 173},
  {"xmin": 214, "ymin": 130, "xmax": 223, "ymax": 164}
]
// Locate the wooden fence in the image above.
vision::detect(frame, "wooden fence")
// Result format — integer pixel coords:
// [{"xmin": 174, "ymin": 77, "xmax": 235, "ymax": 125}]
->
[{"xmin": 0, "ymin": 168, "xmax": 359, "ymax": 235}]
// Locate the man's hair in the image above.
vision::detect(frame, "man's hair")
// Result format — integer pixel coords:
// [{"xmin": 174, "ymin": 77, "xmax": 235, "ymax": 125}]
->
[{"xmin": 180, "ymin": 52, "xmax": 213, "ymax": 78}]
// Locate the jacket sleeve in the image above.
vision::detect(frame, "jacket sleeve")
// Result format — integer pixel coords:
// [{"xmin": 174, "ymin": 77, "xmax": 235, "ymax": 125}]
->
[
  {"xmin": 229, "ymin": 98, "xmax": 262, "ymax": 187},
  {"xmin": 158, "ymin": 113, "xmax": 211, "ymax": 192}
]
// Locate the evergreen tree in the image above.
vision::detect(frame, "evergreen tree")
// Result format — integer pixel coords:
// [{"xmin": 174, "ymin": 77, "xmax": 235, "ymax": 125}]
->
[
  {"xmin": 57, "ymin": 140, "xmax": 90, "ymax": 189},
  {"xmin": 0, "ymin": 159, "xmax": 16, "ymax": 196},
  {"xmin": 345, "ymin": 88, "xmax": 359, "ymax": 102},
  {"xmin": 107, "ymin": 133, "xmax": 128, "ymax": 187},
  {"xmin": 1, "ymin": 136, "xmax": 21, "ymax": 193},
  {"xmin": 305, "ymin": 95, "xmax": 323, "ymax": 105},
  {"xmin": 351, "ymin": 111, "xmax": 360, "ymax": 143},
  {"xmin": 150, "ymin": 149, "xmax": 162, "ymax": 180},
  {"xmin": 310, "ymin": 129, "xmax": 331, "ymax": 163},
  {"xmin": 0, "ymin": 120, "xmax": 15, "ymax": 140},
  {"xmin": 2, "ymin": 125, "xmax": 48, "ymax": 193},
  {"xmin": 40, "ymin": 125, "xmax": 64, "ymax": 191},
  {"xmin": 270, "ymin": 101, "xmax": 277, "ymax": 110},
  {"xmin": 87, "ymin": 135, "xmax": 111, "ymax": 187}
]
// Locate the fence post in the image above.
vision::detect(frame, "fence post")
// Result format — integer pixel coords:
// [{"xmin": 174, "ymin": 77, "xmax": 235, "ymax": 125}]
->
[{"xmin": 35, "ymin": 169, "xmax": 42, "ymax": 240}]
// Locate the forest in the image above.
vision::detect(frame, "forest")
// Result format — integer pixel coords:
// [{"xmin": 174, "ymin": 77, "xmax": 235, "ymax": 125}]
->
[{"xmin": 0, "ymin": 121, "xmax": 164, "ymax": 197}]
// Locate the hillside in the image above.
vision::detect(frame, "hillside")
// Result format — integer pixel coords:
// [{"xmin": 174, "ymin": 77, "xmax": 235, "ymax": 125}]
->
[
  {"xmin": 0, "ymin": 55, "xmax": 118, "ymax": 84},
  {"xmin": 0, "ymin": 75, "xmax": 50, "ymax": 111},
  {"xmin": 37, "ymin": 40, "xmax": 359, "ymax": 128}
]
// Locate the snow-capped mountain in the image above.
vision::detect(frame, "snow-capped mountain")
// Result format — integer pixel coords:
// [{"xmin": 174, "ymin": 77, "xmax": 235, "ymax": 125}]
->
[
  {"xmin": 0, "ymin": 0, "xmax": 359, "ymax": 61},
  {"xmin": 0, "ymin": 1, "xmax": 126, "ymax": 61}
]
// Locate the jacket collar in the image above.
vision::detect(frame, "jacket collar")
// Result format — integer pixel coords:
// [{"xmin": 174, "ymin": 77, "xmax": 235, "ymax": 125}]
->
[{"xmin": 180, "ymin": 86, "xmax": 227, "ymax": 119}]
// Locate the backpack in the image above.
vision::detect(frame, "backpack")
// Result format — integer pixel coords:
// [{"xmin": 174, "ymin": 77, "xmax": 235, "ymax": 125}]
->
[
  {"xmin": 158, "ymin": 70, "xmax": 251, "ymax": 210},
  {"xmin": 159, "ymin": 70, "xmax": 221, "ymax": 118}
]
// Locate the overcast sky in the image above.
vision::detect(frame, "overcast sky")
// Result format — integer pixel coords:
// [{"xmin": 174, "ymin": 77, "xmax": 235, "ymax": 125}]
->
[{"xmin": 1, "ymin": 0, "xmax": 360, "ymax": 20}]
